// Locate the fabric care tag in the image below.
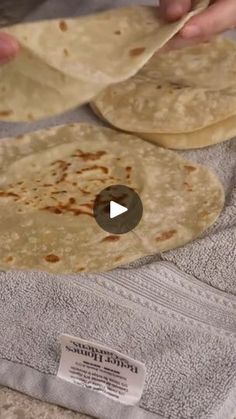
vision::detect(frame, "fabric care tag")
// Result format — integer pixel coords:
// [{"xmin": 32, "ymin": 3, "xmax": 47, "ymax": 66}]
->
[{"xmin": 57, "ymin": 334, "xmax": 146, "ymax": 405}]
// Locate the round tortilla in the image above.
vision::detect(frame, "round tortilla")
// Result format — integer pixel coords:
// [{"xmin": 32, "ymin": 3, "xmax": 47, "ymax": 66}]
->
[
  {"xmin": 91, "ymin": 102, "xmax": 236, "ymax": 150},
  {"xmin": 0, "ymin": 124, "xmax": 224, "ymax": 274},
  {"xmin": 92, "ymin": 37, "xmax": 236, "ymax": 147},
  {"xmin": 0, "ymin": 1, "xmax": 209, "ymax": 121}
]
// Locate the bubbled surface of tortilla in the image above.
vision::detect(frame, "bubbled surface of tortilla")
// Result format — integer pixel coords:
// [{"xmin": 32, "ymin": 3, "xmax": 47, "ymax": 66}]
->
[{"xmin": 0, "ymin": 123, "xmax": 224, "ymax": 273}]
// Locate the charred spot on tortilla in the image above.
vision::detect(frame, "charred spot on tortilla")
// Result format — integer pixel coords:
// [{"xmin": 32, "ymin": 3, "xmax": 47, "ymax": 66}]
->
[
  {"xmin": 102, "ymin": 235, "xmax": 120, "ymax": 242},
  {"xmin": 129, "ymin": 47, "xmax": 146, "ymax": 57},
  {"xmin": 115, "ymin": 255, "xmax": 123, "ymax": 262},
  {"xmin": 184, "ymin": 165, "xmax": 197, "ymax": 173},
  {"xmin": 156, "ymin": 230, "xmax": 177, "ymax": 241},
  {"xmin": 5, "ymin": 256, "xmax": 14, "ymax": 262},
  {"xmin": 59, "ymin": 20, "xmax": 68, "ymax": 32},
  {"xmin": 45, "ymin": 254, "xmax": 60, "ymax": 263},
  {"xmin": 183, "ymin": 182, "xmax": 193, "ymax": 192},
  {"xmin": 73, "ymin": 150, "xmax": 107, "ymax": 161},
  {"xmin": 0, "ymin": 110, "xmax": 13, "ymax": 117},
  {"xmin": 77, "ymin": 267, "xmax": 86, "ymax": 272}
]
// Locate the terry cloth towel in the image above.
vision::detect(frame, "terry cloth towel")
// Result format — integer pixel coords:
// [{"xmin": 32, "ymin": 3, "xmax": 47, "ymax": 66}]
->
[{"xmin": 0, "ymin": 1, "xmax": 236, "ymax": 419}]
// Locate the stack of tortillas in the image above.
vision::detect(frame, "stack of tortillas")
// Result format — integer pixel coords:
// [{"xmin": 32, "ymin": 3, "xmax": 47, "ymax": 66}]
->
[{"xmin": 92, "ymin": 36, "xmax": 236, "ymax": 149}]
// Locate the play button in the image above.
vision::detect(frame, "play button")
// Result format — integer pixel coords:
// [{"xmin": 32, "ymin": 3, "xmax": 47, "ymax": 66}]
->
[
  {"xmin": 94, "ymin": 185, "xmax": 143, "ymax": 235},
  {"xmin": 110, "ymin": 201, "xmax": 128, "ymax": 219}
]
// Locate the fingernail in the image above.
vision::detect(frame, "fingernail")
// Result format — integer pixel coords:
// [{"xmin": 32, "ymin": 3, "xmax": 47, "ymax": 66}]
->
[
  {"xmin": 0, "ymin": 36, "xmax": 19, "ymax": 62},
  {"xmin": 181, "ymin": 25, "xmax": 201, "ymax": 38}
]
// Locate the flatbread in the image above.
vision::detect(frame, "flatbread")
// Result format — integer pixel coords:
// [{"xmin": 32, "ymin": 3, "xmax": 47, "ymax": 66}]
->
[
  {"xmin": 0, "ymin": 1, "xmax": 209, "ymax": 121},
  {"xmin": 0, "ymin": 123, "xmax": 224, "ymax": 274},
  {"xmin": 91, "ymin": 102, "xmax": 236, "ymax": 150},
  {"xmin": 92, "ymin": 36, "xmax": 236, "ymax": 148},
  {"xmin": 136, "ymin": 115, "xmax": 236, "ymax": 149}
]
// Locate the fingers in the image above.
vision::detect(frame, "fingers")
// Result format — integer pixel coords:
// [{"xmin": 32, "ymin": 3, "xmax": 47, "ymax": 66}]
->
[
  {"xmin": 0, "ymin": 33, "xmax": 19, "ymax": 64},
  {"xmin": 181, "ymin": 0, "xmax": 236, "ymax": 38},
  {"xmin": 161, "ymin": 33, "xmax": 212, "ymax": 52},
  {"xmin": 159, "ymin": 0, "xmax": 192, "ymax": 21}
]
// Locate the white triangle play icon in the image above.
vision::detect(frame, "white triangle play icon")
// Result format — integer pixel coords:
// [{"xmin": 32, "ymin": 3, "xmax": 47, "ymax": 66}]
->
[{"xmin": 110, "ymin": 201, "xmax": 128, "ymax": 219}]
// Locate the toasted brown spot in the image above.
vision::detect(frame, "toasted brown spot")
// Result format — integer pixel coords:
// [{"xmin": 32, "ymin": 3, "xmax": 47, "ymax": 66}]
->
[
  {"xmin": 51, "ymin": 191, "xmax": 67, "ymax": 195},
  {"xmin": 79, "ymin": 165, "xmax": 108, "ymax": 175},
  {"xmin": 74, "ymin": 150, "xmax": 107, "ymax": 161},
  {"xmin": 48, "ymin": 207, "xmax": 62, "ymax": 214},
  {"xmin": 5, "ymin": 256, "xmax": 13, "ymax": 262},
  {"xmin": 156, "ymin": 85, "xmax": 162, "ymax": 89},
  {"xmin": 183, "ymin": 182, "xmax": 193, "ymax": 192},
  {"xmin": 199, "ymin": 210, "xmax": 210, "ymax": 219},
  {"xmin": 114, "ymin": 30, "xmax": 121, "ymax": 35},
  {"xmin": 77, "ymin": 267, "xmax": 86, "ymax": 272},
  {"xmin": 73, "ymin": 210, "xmax": 93, "ymax": 217},
  {"xmin": 27, "ymin": 114, "xmax": 34, "ymax": 121},
  {"xmin": 56, "ymin": 173, "xmax": 68, "ymax": 184},
  {"xmin": 42, "ymin": 204, "xmax": 93, "ymax": 217},
  {"xmin": 0, "ymin": 191, "xmax": 19, "ymax": 198},
  {"xmin": 79, "ymin": 188, "xmax": 90, "ymax": 195},
  {"xmin": 156, "ymin": 230, "xmax": 176, "ymax": 242},
  {"xmin": 115, "ymin": 255, "xmax": 123, "ymax": 262},
  {"xmin": 184, "ymin": 165, "xmax": 196, "ymax": 173},
  {"xmin": 45, "ymin": 254, "xmax": 60, "ymax": 263},
  {"xmin": 129, "ymin": 47, "xmax": 146, "ymax": 57},
  {"xmin": 0, "ymin": 110, "xmax": 13, "ymax": 117},
  {"xmin": 80, "ymin": 203, "xmax": 94, "ymax": 210},
  {"xmin": 69, "ymin": 197, "xmax": 76, "ymax": 205},
  {"xmin": 126, "ymin": 166, "xmax": 132, "ymax": 179},
  {"xmin": 59, "ymin": 20, "xmax": 68, "ymax": 32},
  {"xmin": 64, "ymin": 48, "xmax": 69, "ymax": 57},
  {"xmin": 102, "ymin": 235, "xmax": 120, "ymax": 242},
  {"xmin": 16, "ymin": 134, "xmax": 24, "ymax": 139}
]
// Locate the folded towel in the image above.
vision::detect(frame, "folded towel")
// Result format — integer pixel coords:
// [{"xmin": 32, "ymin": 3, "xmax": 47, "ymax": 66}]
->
[
  {"xmin": 0, "ymin": 262, "xmax": 236, "ymax": 419},
  {"xmin": 0, "ymin": 1, "xmax": 236, "ymax": 418}
]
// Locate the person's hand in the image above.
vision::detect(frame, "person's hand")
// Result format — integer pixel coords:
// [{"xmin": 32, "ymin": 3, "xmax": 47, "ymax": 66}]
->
[
  {"xmin": 160, "ymin": 0, "xmax": 236, "ymax": 50},
  {"xmin": 0, "ymin": 33, "xmax": 19, "ymax": 64}
]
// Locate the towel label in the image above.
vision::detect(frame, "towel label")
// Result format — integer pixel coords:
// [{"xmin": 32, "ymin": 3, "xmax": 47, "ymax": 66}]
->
[{"xmin": 57, "ymin": 334, "xmax": 146, "ymax": 405}]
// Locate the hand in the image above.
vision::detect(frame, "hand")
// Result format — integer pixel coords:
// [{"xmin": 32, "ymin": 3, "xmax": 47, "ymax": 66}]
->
[
  {"xmin": 160, "ymin": 0, "xmax": 236, "ymax": 50},
  {"xmin": 0, "ymin": 33, "xmax": 19, "ymax": 64}
]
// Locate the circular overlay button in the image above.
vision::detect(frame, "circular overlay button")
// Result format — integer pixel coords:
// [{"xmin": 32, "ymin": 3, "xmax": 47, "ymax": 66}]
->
[{"xmin": 94, "ymin": 185, "xmax": 143, "ymax": 235}]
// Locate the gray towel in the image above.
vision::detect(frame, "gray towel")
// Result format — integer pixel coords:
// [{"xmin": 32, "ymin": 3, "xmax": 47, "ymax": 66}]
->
[{"xmin": 0, "ymin": 1, "xmax": 236, "ymax": 419}]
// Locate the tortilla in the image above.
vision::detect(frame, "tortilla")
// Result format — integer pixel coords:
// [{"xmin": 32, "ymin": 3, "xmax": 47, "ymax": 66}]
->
[
  {"xmin": 0, "ymin": 1, "xmax": 209, "ymax": 122},
  {"xmin": 0, "ymin": 123, "xmax": 224, "ymax": 274},
  {"xmin": 92, "ymin": 36, "xmax": 236, "ymax": 148},
  {"xmin": 91, "ymin": 101, "xmax": 236, "ymax": 150},
  {"xmin": 136, "ymin": 115, "xmax": 236, "ymax": 149}
]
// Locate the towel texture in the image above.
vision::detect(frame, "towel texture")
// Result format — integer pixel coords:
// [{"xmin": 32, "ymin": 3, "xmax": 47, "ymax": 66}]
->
[{"xmin": 0, "ymin": 1, "xmax": 236, "ymax": 419}]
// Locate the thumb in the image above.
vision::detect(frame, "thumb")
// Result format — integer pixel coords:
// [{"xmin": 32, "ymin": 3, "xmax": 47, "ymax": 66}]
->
[
  {"xmin": 159, "ymin": 0, "xmax": 192, "ymax": 21},
  {"xmin": 0, "ymin": 33, "xmax": 19, "ymax": 64}
]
